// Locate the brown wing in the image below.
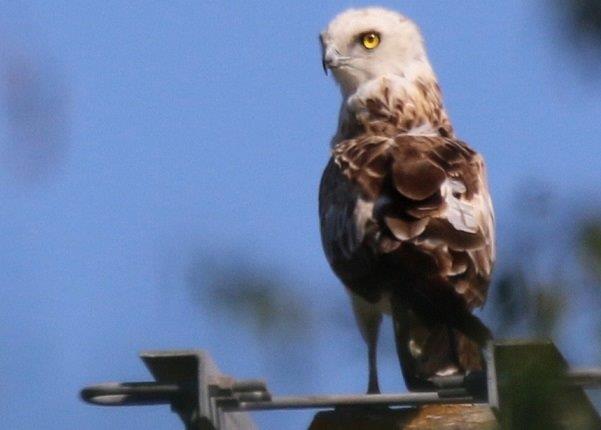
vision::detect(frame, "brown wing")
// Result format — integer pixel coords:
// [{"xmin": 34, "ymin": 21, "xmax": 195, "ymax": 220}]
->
[
  {"xmin": 332, "ymin": 134, "xmax": 495, "ymax": 309},
  {"xmin": 319, "ymin": 158, "xmax": 383, "ymax": 302}
]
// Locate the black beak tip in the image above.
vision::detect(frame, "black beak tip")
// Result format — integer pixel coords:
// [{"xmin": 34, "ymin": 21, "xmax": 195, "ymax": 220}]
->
[{"xmin": 322, "ymin": 60, "xmax": 328, "ymax": 75}]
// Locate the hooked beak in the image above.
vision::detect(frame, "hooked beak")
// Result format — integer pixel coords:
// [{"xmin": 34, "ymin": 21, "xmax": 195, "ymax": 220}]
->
[
  {"xmin": 321, "ymin": 43, "xmax": 345, "ymax": 76},
  {"xmin": 319, "ymin": 35, "xmax": 328, "ymax": 75}
]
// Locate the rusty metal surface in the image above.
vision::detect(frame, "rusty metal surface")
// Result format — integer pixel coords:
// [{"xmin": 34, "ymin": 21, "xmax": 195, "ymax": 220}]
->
[{"xmin": 309, "ymin": 404, "xmax": 498, "ymax": 430}]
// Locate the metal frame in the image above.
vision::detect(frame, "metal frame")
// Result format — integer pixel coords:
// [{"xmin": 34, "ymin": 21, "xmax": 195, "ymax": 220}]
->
[{"xmin": 81, "ymin": 341, "xmax": 601, "ymax": 429}]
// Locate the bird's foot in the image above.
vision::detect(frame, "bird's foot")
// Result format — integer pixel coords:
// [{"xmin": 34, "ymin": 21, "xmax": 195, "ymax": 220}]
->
[{"xmin": 404, "ymin": 376, "xmax": 436, "ymax": 392}]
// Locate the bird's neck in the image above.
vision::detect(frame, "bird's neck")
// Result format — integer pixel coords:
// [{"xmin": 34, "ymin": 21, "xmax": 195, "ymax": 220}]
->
[{"xmin": 332, "ymin": 73, "xmax": 453, "ymax": 146}]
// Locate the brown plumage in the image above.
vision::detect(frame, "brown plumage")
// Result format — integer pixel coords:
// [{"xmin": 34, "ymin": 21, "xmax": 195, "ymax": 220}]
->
[{"xmin": 319, "ymin": 8, "xmax": 495, "ymax": 392}]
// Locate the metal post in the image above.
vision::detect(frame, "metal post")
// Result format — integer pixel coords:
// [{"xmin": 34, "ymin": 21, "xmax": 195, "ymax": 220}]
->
[{"xmin": 487, "ymin": 340, "xmax": 601, "ymax": 429}]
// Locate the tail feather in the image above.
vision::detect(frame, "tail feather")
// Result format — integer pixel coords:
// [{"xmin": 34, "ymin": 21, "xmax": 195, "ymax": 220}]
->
[
  {"xmin": 454, "ymin": 329, "xmax": 484, "ymax": 372},
  {"xmin": 391, "ymin": 293, "xmax": 488, "ymax": 390}
]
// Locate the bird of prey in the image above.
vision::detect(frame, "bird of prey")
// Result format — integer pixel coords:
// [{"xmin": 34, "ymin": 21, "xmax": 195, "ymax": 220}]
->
[{"xmin": 318, "ymin": 7, "xmax": 495, "ymax": 393}]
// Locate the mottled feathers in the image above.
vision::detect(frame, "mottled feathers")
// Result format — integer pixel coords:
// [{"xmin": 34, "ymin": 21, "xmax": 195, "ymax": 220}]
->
[
  {"xmin": 321, "ymin": 76, "xmax": 494, "ymax": 311},
  {"xmin": 318, "ymin": 7, "xmax": 495, "ymax": 388}
]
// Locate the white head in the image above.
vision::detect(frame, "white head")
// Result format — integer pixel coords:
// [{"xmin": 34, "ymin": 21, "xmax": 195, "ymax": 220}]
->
[{"xmin": 320, "ymin": 8, "xmax": 435, "ymax": 97}]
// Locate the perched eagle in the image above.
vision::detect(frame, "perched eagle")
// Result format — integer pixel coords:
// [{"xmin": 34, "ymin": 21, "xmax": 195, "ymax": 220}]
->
[{"xmin": 318, "ymin": 8, "xmax": 495, "ymax": 393}]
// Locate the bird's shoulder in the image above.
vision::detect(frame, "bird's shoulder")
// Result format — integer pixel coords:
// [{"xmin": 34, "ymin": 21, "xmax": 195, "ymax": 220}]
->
[{"xmin": 332, "ymin": 134, "xmax": 482, "ymax": 199}]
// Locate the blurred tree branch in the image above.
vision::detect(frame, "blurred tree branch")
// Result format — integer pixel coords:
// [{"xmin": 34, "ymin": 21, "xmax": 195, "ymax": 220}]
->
[
  {"xmin": 187, "ymin": 253, "xmax": 312, "ymax": 340},
  {"xmin": 579, "ymin": 218, "xmax": 601, "ymax": 279},
  {"xmin": 0, "ymin": 39, "xmax": 69, "ymax": 185}
]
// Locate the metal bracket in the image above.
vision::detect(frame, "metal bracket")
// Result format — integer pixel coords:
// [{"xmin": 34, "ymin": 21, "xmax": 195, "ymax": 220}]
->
[
  {"xmin": 81, "ymin": 342, "xmax": 601, "ymax": 429},
  {"xmin": 485, "ymin": 340, "xmax": 601, "ymax": 428},
  {"xmin": 81, "ymin": 350, "xmax": 261, "ymax": 430}
]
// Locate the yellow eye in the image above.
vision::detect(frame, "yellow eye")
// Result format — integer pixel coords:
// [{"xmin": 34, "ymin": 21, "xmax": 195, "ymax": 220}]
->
[{"xmin": 361, "ymin": 32, "xmax": 380, "ymax": 50}]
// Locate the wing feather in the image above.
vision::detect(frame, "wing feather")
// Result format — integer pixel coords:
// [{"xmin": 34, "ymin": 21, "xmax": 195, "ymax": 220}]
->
[{"xmin": 332, "ymin": 134, "xmax": 495, "ymax": 308}]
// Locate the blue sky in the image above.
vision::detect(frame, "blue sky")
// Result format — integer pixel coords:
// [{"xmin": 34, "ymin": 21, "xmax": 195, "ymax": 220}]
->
[{"xmin": 1, "ymin": 1, "xmax": 600, "ymax": 429}]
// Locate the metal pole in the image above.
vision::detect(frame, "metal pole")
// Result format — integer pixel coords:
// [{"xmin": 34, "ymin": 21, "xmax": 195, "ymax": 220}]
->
[
  {"xmin": 219, "ymin": 392, "xmax": 478, "ymax": 412},
  {"xmin": 567, "ymin": 369, "xmax": 601, "ymax": 388}
]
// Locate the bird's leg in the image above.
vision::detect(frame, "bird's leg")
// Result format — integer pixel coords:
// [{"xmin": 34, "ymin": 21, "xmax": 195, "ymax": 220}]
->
[
  {"xmin": 350, "ymin": 294, "xmax": 383, "ymax": 394},
  {"xmin": 367, "ymin": 329, "xmax": 380, "ymax": 394}
]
